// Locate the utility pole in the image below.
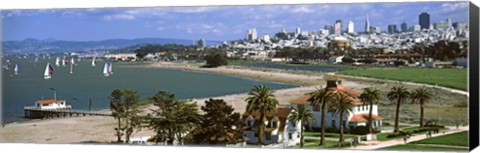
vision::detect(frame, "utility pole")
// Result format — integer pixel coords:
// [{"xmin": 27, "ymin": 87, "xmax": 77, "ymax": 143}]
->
[{"xmin": 89, "ymin": 98, "xmax": 92, "ymax": 111}]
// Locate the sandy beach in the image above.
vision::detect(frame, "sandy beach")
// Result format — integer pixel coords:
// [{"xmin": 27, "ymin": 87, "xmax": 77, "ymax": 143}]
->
[{"xmin": 0, "ymin": 61, "xmax": 466, "ymax": 144}]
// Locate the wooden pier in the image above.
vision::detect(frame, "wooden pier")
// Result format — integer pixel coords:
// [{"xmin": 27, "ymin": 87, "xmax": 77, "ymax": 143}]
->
[{"xmin": 24, "ymin": 106, "xmax": 111, "ymax": 119}]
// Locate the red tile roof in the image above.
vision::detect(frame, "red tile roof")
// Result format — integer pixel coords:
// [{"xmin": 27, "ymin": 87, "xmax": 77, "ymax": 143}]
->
[
  {"xmin": 37, "ymin": 99, "xmax": 65, "ymax": 105},
  {"xmin": 243, "ymin": 107, "xmax": 292, "ymax": 133},
  {"xmin": 349, "ymin": 114, "xmax": 382, "ymax": 123}
]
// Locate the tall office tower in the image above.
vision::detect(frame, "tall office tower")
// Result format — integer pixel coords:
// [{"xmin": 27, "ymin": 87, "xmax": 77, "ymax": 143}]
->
[
  {"xmin": 334, "ymin": 20, "xmax": 342, "ymax": 35},
  {"xmin": 295, "ymin": 27, "xmax": 301, "ymax": 35},
  {"xmin": 413, "ymin": 24, "xmax": 421, "ymax": 32},
  {"xmin": 453, "ymin": 22, "xmax": 467, "ymax": 30},
  {"xmin": 419, "ymin": 12, "xmax": 430, "ymax": 30},
  {"xmin": 324, "ymin": 25, "xmax": 334, "ymax": 35},
  {"xmin": 281, "ymin": 28, "xmax": 287, "ymax": 33},
  {"xmin": 446, "ymin": 18, "xmax": 452, "ymax": 28},
  {"xmin": 373, "ymin": 27, "xmax": 381, "ymax": 33},
  {"xmin": 388, "ymin": 24, "xmax": 397, "ymax": 34},
  {"xmin": 347, "ymin": 20, "xmax": 355, "ymax": 33},
  {"xmin": 365, "ymin": 15, "xmax": 370, "ymax": 33},
  {"xmin": 401, "ymin": 22, "xmax": 408, "ymax": 32},
  {"xmin": 246, "ymin": 28, "xmax": 258, "ymax": 40},
  {"xmin": 197, "ymin": 39, "xmax": 206, "ymax": 50}
]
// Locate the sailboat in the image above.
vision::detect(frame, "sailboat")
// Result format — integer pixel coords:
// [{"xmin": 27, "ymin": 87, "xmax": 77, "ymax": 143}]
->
[
  {"xmin": 61, "ymin": 58, "xmax": 66, "ymax": 67},
  {"xmin": 70, "ymin": 63, "xmax": 74, "ymax": 74},
  {"xmin": 14, "ymin": 64, "xmax": 19, "ymax": 75},
  {"xmin": 92, "ymin": 57, "xmax": 96, "ymax": 67},
  {"xmin": 55, "ymin": 57, "xmax": 60, "ymax": 66},
  {"xmin": 44, "ymin": 63, "xmax": 54, "ymax": 79},
  {"xmin": 70, "ymin": 58, "xmax": 75, "ymax": 65},
  {"xmin": 109, "ymin": 63, "xmax": 113, "ymax": 74},
  {"xmin": 103, "ymin": 63, "xmax": 110, "ymax": 76}
]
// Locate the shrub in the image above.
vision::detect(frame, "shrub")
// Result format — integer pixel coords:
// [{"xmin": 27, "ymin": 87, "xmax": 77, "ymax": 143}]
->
[
  {"xmin": 454, "ymin": 100, "xmax": 468, "ymax": 107},
  {"xmin": 325, "ymin": 127, "xmax": 339, "ymax": 133},
  {"xmin": 386, "ymin": 130, "xmax": 409, "ymax": 138},
  {"xmin": 351, "ymin": 126, "xmax": 369, "ymax": 135}
]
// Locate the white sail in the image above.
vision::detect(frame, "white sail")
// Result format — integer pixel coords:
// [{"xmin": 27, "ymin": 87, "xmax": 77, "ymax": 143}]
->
[
  {"xmin": 55, "ymin": 57, "xmax": 60, "ymax": 66},
  {"xmin": 70, "ymin": 58, "xmax": 75, "ymax": 65},
  {"xmin": 44, "ymin": 63, "xmax": 52, "ymax": 79},
  {"xmin": 92, "ymin": 57, "xmax": 96, "ymax": 67},
  {"xmin": 70, "ymin": 63, "xmax": 74, "ymax": 74},
  {"xmin": 109, "ymin": 63, "xmax": 113, "ymax": 74},
  {"xmin": 103, "ymin": 63, "xmax": 109, "ymax": 76},
  {"xmin": 61, "ymin": 58, "xmax": 66, "ymax": 67},
  {"xmin": 14, "ymin": 64, "xmax": 18, "ymax": 75}
]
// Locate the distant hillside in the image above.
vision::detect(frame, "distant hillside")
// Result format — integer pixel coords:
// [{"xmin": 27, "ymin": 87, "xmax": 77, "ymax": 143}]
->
[{"xmin": 2, "ymin": 38, "xmax": 224, "ymax": 54}]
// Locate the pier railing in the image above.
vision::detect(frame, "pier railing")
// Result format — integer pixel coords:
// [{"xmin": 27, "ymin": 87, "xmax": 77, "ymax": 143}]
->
[{"xmin": 24, "ymin": 106, "xmax": 111, "ymax": 119}]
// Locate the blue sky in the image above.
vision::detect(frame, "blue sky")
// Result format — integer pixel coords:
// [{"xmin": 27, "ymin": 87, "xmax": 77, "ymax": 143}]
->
[{"xmin": 1, "ymin": 1, "xmax": 469, "ymax": 42}]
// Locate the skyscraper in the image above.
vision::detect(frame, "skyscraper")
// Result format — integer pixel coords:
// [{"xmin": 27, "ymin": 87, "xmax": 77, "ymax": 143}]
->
[
  {"xmin": 334, "ymin": 20, "xmax": 342, "ymax": 35},
  {"xmin": 401, "ymin": 22, "xmax": 408, "ymax": 32},
  {"xmin": 347, "ymin": 20, "xmax": 355, "ymax": 33},
  {"xmin": 246, "ymin": 28, "xmax": 258, "ymax": 40},
  {"xmin": 295, "ymin": 27, "xmax": 301, "ymax": 35},
  {"xmin": 197, "ymin": 39, "xmax": 206, "ymax": 50},
  {"xmin": 388, "ymin": 24, "xmax": 397, "ymax": 34},
  {"xmin": 365, "ymin": 15, "xmax": 370, "ymax": 33},
  {"xmin": 419, "ymin": 12, "xmax": 430, "ymax": 30}
]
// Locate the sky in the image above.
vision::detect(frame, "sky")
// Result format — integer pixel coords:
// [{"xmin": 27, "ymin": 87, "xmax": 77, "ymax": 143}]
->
[{"xmin": 1, "ymin": 1, "xmax": 469, "ymax": 42}]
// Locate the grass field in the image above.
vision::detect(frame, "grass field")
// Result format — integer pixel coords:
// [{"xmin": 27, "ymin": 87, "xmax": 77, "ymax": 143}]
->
[
  {"xmin": 302, "ymin": 139, "xmax": 346, "ymax": 148},
  {"xmin": 410, "ymin": 131, "xmax": 469, "ymax": 147},
  {"xmin": 338, "ymin": 68, "xmax": 467, "ymax": 91},
  {"xmin": 379, "ymin": 131, "xmax": 469, "ymax": 151},
  {"xmin": 380, "ymin": 144, "xmax": 468, "ymax": 151}
]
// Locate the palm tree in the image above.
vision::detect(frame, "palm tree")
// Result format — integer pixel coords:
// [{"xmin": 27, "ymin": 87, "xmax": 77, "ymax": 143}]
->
[
  {"xmin": 411, "ymin": 87, "xmax": 432, "ymax": 127},
  {"xmin": 328, "ymin": 92, "xmax": 353, "ymax": 147},
  {"xmin": 245, "ymin": 85, "xmax": 279, "ymax": 145},
  {"xmin": 387, "ymin": 86, "xmax": 410, "ymax": 133},
  {"xmin": 359, "ymin": 88, "xmax": 381, "ymax": 134},
  {"xmin": 288, "ymin": 104, "xmax": 315, "ymax": 148},
  {"xmin": 308, "ymin": 87, "xmax": 335, "ymax": 146}
]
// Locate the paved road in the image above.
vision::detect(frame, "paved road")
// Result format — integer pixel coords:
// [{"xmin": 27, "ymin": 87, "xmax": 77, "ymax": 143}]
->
[{"xmin": 344, "ymin": 126, "xmax": 469, "ymax": 150}]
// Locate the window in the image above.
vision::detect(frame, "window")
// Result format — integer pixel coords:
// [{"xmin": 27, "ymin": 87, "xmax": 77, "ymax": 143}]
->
[
  {"xmin": 272, "ymin": 121, "xmax": 278, "ymax": 128},
  {"xmin": 332, "ymin": 120, "xmax": 336, "ymax": 128},
  {"xmin": 266, "ymin": 133, "xmax": 271, "ymax": 140},
  {"xmin": 292, "ymin": 122, "xmax": 296, "ymax": 127},
  {"xmin": 42, "ymin": 104, "xmax": 49, "ymax": 107},
  {"xmin": 248, "ymin": 121, "xmax": 251, "ymax": 126},
  {"xmin": 254, "ymin": 133, "xmax": 258, "ymax": 137},
  {"xmin": 297, "ymin": 134, "xmax": 300, "ymax": 138},
  {"xmin": 288, "ymin": 133, "xmax": 292, "ymax": 140},
  {"xmin": 357, "ymin": 106, "xmax": 360, "ymax": 111}
]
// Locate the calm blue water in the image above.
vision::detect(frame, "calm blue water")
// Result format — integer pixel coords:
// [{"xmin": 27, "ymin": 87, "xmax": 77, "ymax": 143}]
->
[
  {"xmin": 2, "ymin": 57, "xmax": 295, "ymax": 124},
  {"xmin": 247, "ymin": 62, "xmax": 352, "ymax": 72}
]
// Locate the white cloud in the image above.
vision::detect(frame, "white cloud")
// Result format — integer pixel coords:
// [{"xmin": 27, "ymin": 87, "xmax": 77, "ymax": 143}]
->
[
  {"xmin": 172, "ymin": 6, "xmax": 218, "ymax": 13},
  {"xmin": 291, "ymin": 6, "xmax": 314, "ymax": 13},
  {"xmin": 441, "ymin": 2, "xmax": 468, "ymax": 12},
  {"xmin": 103, "ymin": 14, "xmax": 135, "ymax": 21}
]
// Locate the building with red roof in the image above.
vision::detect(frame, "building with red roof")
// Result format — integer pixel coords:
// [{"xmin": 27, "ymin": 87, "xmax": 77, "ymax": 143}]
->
[{"xmin": 289, "ymin": 76, "xmax": 383, "ymax": 131}]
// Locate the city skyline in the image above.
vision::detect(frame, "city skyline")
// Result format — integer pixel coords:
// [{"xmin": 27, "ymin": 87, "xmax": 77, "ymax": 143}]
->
[{"xmin": 2, "ymin": 1, "xmax": 469, "ymax": 42}]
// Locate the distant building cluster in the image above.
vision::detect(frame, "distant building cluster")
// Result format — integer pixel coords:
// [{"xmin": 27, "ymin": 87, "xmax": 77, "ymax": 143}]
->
[{"xmin": 219, "ymin": 12, "xmax": 468, "ymax": 61}]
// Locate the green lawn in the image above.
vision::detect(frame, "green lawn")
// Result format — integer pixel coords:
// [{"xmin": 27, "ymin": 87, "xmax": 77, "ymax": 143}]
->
[
  {"xmin": 410, "ymin": 131, "xmax": 469, "ymax": 147},
  {"xmin": 302, "ymin": 139, "xmax": 345, "ymax": 148},
  {"xmin": 379, "ymin": 144, "xmax": 468, "ymax": 151},
  {"xmin": 338, "ymin": 68, "xmax": 467, "ymax": 91}
]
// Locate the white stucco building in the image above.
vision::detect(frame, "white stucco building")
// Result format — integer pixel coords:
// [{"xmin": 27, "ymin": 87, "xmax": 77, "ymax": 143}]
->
[
  {"xmin": 34, "ymin": 99, "xmax": 71, "ymax": 110},
  {"xmin": 242, "ymin": 107, "xmax": 301, "ymax": 147},
  {"xmin": 289, "ymin": 76, "xmax": 382, "ymax": 131}
]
